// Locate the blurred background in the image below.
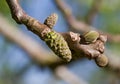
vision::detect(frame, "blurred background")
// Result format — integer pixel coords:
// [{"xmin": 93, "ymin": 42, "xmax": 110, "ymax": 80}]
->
[{"xmin": 0, "ymin": 0, "xmax": 120, "ymax": 84}]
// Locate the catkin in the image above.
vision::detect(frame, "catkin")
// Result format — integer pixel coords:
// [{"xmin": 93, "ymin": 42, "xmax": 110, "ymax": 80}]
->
[
  {"xmin": 44, "ymin": 13, "xmax": 58, "ymax": 29},
  {"xmin": 43, "ymin": 30, "xmax": 72, "ymax": 62}
]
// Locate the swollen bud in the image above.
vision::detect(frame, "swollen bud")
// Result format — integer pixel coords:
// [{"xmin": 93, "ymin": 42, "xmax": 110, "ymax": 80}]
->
[
  {"xmin": 44, "ymin": 13, "xmax": 58, "ymax": 29},
  {"xmin": 83, "ymin": 30, "xmax": 99, "ymax": 43},
  {"xmin": 95, "ymin": 54, "xmax": 108, "ymax": 67}
]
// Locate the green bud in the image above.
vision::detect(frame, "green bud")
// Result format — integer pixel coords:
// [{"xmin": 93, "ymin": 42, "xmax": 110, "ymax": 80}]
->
[
  {"xmin": 95, "ymin": 54, "xmax": 108, "ymax": 67},
  {"xmin": 83, "ymin": 30, "xmax": 99, "ymax": 43},
  {"xmin": 44, "ymin": 30, "xmax": 72, "ymax": 62}
]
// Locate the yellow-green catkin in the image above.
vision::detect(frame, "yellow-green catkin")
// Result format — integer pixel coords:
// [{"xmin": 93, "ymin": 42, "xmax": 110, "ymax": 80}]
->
[
  {"xmin": 44, "ymin": 30, "xmax": 72, "ymax": 62},
  {"xmin": 44, "ymin": 13, "xmax": 58, "ymax": 29},
  {"xmin": 83, "ymin": 30, "xmax": 99, "ymax": 43}
]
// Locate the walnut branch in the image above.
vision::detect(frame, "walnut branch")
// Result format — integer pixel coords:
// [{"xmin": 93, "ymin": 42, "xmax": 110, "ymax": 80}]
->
[
  {"xmin": 54, "ymin": 0, "xmax": 120, "ymax": 43},
  {"xmin": 6, "ymin": 0, "xmax": 108, "ymax": 67}
]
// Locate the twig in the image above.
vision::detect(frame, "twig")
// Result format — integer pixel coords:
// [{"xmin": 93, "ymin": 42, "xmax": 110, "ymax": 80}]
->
[
  {"xmin": 54, "ymin": 0, "xmax": 120, "ymax": 43},
  {"xmin": 85, "ymin": 0, "xmax": 103, "ymax": 24}
]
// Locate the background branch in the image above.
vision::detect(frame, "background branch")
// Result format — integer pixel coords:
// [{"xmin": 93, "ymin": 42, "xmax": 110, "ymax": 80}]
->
[
  {"xmin": 85, "ymin": 0, "xmax": 103, "ymax": 25},
  {"xmin": 55, "ymin": 66, "xmax": 89, "ymax": 84},
  {"xmin": 107, "ymin": 54, "xmax": 120, "ymax": 74}
]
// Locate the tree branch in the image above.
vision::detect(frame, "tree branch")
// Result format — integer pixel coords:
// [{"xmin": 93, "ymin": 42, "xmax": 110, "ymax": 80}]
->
[{"xmin": 54, "ymin": 0, "xmax": 120, "ymax": 43}]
